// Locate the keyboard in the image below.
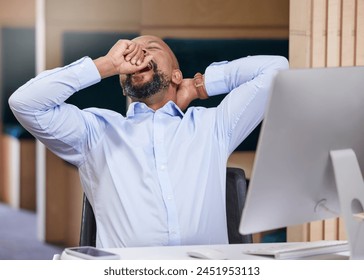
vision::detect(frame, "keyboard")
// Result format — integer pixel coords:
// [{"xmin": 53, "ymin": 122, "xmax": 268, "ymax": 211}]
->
[{"xmin": 243, "ymin": 240, "xmax": 349, "ymax": 259}]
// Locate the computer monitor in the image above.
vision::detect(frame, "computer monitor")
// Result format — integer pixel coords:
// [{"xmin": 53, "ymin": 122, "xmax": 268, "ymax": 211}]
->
[{"xmin": 239, "ymin": 66, "xmax": 364, "ymax": 259}]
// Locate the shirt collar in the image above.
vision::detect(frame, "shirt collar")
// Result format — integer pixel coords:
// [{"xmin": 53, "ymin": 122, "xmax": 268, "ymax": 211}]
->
[{"xmin": 126, "ymin": 101, "xmax": 184, "ymax": 118}]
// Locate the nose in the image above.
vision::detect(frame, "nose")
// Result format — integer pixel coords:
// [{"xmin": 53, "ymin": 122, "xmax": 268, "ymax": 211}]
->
[{"xmin": 142, "ymin": 48, "xmax": 148, "ymax": 56}]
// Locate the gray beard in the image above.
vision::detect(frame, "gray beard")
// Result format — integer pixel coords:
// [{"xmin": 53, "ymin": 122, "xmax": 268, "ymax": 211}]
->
[{"xmin": 121, "ymin": 62, "xmax": 170, "ymax": 100}]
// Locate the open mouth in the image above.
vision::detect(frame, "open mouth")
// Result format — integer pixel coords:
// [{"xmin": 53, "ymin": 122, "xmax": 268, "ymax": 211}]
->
[{"xmin": 134, "ymin": 61, "xmax": 154, "ymax": 75}]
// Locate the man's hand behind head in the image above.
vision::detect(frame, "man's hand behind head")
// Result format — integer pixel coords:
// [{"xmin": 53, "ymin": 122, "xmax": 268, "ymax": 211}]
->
[{"xmin": 176, "ymin": 78, "xmax": 199, "ymax": 111}]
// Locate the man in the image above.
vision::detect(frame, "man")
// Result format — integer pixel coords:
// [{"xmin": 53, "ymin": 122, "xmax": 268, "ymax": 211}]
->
[{"xmin": 9, "ymin": 35, "xmax": 288, "ymax": 248}]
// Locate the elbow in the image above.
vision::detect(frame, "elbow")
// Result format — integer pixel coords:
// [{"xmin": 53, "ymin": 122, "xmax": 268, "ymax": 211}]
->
[
  {"xmin": 8, "ymin": 91, "xmax": 18, "ymax": 111},
  {"xmin": 8, "ymin": 89, "xmax": 30, "ymax": 116},
  {"xmin": 275, "ymin": 56, "xmax": 289, "ymax": 71},
  {"xmin": 8, "ymin": 91, "xmax": 21, "ymax": 113},
  {"xmin": 259, "ymin": 56, "xmax": 289, "ymax": 77}
]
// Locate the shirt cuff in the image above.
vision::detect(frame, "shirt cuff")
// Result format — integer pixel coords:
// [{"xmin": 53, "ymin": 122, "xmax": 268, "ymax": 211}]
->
[
  {"xmin": 204, "ymin": 60, "xmax": 229, "ymax": 96},
  {"xmin": 68, "ymin": 56, "xmax": 101, "ymax": 91}
]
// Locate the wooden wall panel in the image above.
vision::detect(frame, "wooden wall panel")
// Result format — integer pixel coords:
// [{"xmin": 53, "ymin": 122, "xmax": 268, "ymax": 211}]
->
[
  {"xmin": 141, "ymin": 0, "xmax": 289, "ymax": 38},
  {"xmin": 45, "ymin": 0, "xmax": 141, "ymax": 69},
  {"xmin": 326, "ymin": 0, "xmax": 342, "ymax": 67},
  {"xmin": 142, "ymin": 0, "xmax": 288, "ymax": 27},
  {"xmin": 356, "ymin": 0, "xmax": 364, "ymax": 65},
  {"xmin": 0, "ymin": 0, "xmax": 35, "ymax": 26},
  {"xmin": 0, "ymin": 136, "xmax": 36, "ymax": 211},
  {"xmin": 20, "ymin": 140, "xmax": 36, "ymax": 211},
  {"xmin": 1, "ymin": 135, "xmax": 20, "ymax": 207},
  {"xmin": 64, "ymin": 164, "xmax": 83, "ymax": 247},
  {"xmin": 45, "ymin": 152, "xmax": 67, "ymax": 243},
  {"xmin": 139, "ymin": 27, "xmax": 288, "ymax": 39},
  {"xmin": 311, "ymin": 0, "xmax": 327, "ymax": 68},
  {"xmin": 341, "ymin": 0, "xmax": 356, "ymax": 66},
  {"xmin": 46, "ymin": 0, "xmax": 141, "ymax": 28},
  {"xmin": 288, "ymin": 0, "xmax": 312, "ymax": 68}
]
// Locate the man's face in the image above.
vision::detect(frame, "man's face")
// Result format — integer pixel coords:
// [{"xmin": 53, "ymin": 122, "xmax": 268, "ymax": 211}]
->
[
  {"xmin": 120, "ymin": 60, "xmax": 170, "ymax": 99},
  {"xmin": 119, "ymin": 35, "xmax": 178, "ymax": 101}
]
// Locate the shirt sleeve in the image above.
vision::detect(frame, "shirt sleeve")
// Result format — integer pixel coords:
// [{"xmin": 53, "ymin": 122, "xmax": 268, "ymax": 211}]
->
[
  {"xmin": 8, "ymin": 57, "xmax": 103, "ymax": 166},
  {"xmin": 204, "ymin": 55, "xmax": 289, "ymax": 154}
]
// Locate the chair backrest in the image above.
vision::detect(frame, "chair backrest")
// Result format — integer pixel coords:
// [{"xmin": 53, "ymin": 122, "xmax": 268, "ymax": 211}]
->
[
  {"xmin": 79, "ymin": 167, "xmax": 252, "ymax": 246},
  {"xmin": 79, "ymin": 194, "xmax": 97, "ymax": 247},
  {"xmin": 225, "ymin": 167, "xmax": 253, "ymax": 244}
]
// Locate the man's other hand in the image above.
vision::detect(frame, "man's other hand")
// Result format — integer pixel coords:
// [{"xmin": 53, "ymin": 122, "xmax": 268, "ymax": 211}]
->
[{"xmin": 176, "ymin": 78, "xmax": 199, "ymax": 111}]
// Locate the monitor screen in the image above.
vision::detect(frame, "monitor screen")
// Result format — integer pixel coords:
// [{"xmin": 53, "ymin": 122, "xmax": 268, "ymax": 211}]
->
[{"xmin": 239, "ymin": 66, "xmax": 364, "ymax": 235}]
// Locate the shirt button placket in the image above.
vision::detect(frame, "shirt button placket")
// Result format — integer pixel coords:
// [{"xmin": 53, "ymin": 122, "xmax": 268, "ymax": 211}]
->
[{"xmin": 153, "ymin": 111, "xmax": 181, "ymax": 245}]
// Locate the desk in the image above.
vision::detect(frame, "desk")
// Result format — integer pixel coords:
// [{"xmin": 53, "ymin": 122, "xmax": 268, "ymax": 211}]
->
[{"xmin": 60, "ymin": 243, "xmax": 350, "ymax": 260}]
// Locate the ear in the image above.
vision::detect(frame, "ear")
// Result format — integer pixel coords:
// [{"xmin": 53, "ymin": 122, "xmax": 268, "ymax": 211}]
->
[{"xmin": 171, "ymin": 69, "xmax": 183, "ymax": 85}]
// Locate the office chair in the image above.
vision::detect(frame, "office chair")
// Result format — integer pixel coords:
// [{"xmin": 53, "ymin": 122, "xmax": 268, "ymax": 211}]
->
[
  {"xmin": 79, "ymin": 167, "xmax": 252, "ymax": 246},
  {"xmin": 79, "ymin": 194, "xmax": 97, "ymax": 247},
  {"xmin": 225, "ymin": 167, "xmax": 253, "ymax": 244}
]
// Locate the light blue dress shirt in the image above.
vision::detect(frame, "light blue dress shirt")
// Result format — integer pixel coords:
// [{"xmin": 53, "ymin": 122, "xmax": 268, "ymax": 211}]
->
[{"xmin": 9, "ymin": 55, "xmax": 288, "ymax": 248}]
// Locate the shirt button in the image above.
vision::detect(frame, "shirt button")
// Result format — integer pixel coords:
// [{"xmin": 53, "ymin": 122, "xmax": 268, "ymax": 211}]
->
[
  {"xmin": 167, "ymin": 195, "xmax": 173, "ymax": 200},
  {"xmin": 160, "ymin": 165, "xmax": 166, "ymax": 171}
]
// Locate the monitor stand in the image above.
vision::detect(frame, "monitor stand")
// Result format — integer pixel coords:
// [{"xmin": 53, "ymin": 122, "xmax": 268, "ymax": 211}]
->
[{"xmin": 330, "ymin": 149, "xmax": 364, "ymax": 260}]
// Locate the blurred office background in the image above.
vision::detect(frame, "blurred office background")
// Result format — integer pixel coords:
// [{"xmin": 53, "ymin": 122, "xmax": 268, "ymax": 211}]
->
[{"xmin": 0, "ymin": 0, "xmax": 362, "ymax": 259}]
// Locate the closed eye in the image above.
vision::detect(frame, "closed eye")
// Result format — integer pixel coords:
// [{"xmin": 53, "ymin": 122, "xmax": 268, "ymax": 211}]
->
[
  {"xmin": 146, "ymin": 40, "xmax": 163, "ymax": 51},
  {"xmin": 146, "ymin": 46, "xmax": 161, "ymax": 51}
]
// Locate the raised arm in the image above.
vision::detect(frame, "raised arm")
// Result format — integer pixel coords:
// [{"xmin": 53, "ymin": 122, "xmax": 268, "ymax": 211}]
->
[
  {"xmin": 179, "ymin": 55, "xmax": 289, "ymax": 154},
  {"xmin": 8, "ymin": 39, "xmax": 152, "ymax": 166},
  {"xmin": 210, "ymin": 55, "xmax": 289, "ymax": 154}
]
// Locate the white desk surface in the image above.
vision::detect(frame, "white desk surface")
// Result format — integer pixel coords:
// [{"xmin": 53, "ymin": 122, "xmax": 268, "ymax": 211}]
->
[
  {"xmin": 102, "ymin": 243, "xmax": 349, "ymax": 260},
  {"xmin": 106, "ymin": 243, "xmax": 265, "ymax": 260}
]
